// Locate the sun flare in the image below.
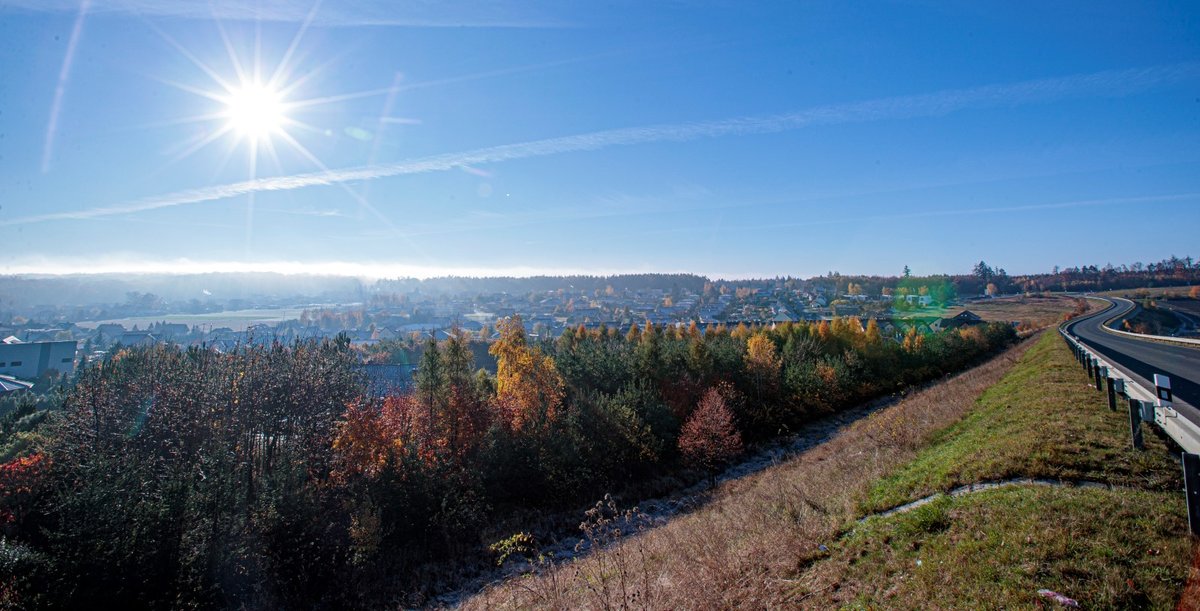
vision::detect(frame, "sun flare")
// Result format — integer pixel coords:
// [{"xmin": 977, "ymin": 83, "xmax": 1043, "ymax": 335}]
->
[{"xmin": 222, "ymin": 82, "xmax": 287, "ymax": 141}]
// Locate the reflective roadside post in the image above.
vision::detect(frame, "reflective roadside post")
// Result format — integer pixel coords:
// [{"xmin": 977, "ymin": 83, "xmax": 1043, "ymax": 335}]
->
[
  {"xmin": 1128, "ymin": 397, "xmax": 1144, "ymax": 450},
  {"xmin": 1183, "ymin": 453, "xmax": 1200, "ymax": 536},
  {"xmin": 1106, "ymin": 376, "xmax": 1118, "ymax": 411},
  {"xmin": 1154, "ymin": 374, "xmax": 1173, "ymax": 409}
]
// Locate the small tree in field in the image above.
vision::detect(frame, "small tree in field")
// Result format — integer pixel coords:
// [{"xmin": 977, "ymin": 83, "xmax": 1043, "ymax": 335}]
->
[{"xmin": 678, "ymin": 388, "xmax": 743, "ymax": 479}]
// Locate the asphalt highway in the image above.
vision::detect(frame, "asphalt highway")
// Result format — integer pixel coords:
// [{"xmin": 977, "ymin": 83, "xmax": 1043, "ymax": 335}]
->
[{"xmin": 1067, "ymin": 297, "xmax": 1200, "ymax": 425}]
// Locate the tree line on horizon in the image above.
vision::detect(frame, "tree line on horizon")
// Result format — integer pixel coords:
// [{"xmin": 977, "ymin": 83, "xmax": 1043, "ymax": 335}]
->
[{"xmin": 3, "ymin": 255, "xmax": 1196, "ymax": 318}]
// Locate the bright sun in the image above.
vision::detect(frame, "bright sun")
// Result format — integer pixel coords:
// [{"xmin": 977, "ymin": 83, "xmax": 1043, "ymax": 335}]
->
[{"xmin": 222, "ymin": 82, "xmax": 287, "ymax": 141}]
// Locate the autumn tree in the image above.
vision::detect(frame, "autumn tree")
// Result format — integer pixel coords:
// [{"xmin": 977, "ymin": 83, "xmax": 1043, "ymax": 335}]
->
[
  {"xmin": 744, "ymin": 334, "xmax": 781, "ymax": 400},
  {"xmin": 863, "ymin": 318, "xmax": 883, "ymax": 346},
  {"xmin": 902, "ymin": 326, "xmax": 925, "ymax": 352},
  {"xmin": 490, "ymin": 316, "xmax": 564, "ymax": 432},
  {"xmin": 678, "ymin": 387, "xmax": 743, "ymax": 476}
]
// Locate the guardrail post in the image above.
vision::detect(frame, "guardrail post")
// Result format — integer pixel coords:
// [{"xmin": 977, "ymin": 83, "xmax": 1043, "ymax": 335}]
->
[
  {"xmin": 1095, "ymin": 366, "xmax": 1105, "ymax": 391},
  {"xmin": 1106, "ymin": 377, "xmax": 1117, "ymax": 411},
  {"xmin": 1183, "ymin": 453, "xmax": 1200, "ymax": 536},
  {"xmin": 1129, "ymin": 398, "xmax": 1145, "ymax": 450},
  {"xmin": 1087, "ymin": 358, "xmax": 1094, "ymax": 380}
]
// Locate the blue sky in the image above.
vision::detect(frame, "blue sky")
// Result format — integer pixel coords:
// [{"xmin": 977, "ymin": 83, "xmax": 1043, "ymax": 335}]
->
[{"xmin": 1, "ymin": 0, "xmax": 1197, "ymax": 279}]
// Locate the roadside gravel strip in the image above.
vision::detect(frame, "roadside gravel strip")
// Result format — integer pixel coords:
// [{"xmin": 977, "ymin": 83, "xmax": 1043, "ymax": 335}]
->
[{"xmin": 864, "ymin": 478, "xmax": 1132, "ymax": 521}]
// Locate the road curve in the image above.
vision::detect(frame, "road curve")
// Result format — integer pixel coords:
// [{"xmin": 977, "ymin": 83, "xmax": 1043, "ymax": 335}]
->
[{"xmin": 1066, "ymin": 296, "xmax": 1200, "ymax": 425}]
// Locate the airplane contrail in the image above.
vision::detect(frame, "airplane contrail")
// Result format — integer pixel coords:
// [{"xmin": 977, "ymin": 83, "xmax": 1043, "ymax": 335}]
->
[
  {"xmin": 3, "ymin": 0, "xmax": 568, "ymax": 28},
  {"xmin": 40, "ymin": 0, "xmax": 92, "ymax": 174},
  {"xmin": 7, "ymin": 62, "xmax": 1198, "ymax": 226}
]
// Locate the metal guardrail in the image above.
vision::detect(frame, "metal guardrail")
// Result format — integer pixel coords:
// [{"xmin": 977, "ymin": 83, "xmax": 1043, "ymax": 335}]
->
[
  {"xmin": 1059, "ymin": 311, "xmax": 1200, "ymax": 534},
  {"xmin": 1094, "ymin": 297, "xmax": 1200, "ymax": 347}
]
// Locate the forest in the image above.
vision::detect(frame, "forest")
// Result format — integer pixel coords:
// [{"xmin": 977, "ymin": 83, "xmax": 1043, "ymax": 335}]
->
[{"xmin": 0, "ymin": 316, "xmax": 1017, "ymax": 608}]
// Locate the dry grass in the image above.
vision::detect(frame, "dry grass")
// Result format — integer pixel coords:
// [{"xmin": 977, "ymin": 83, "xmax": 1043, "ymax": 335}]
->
[
  {"xmin": 943, "ymin": 294, "xmax": 1085, "ymax": 330},
  {"xmin": 1104, "ymin": 286, "xmax": 1200, "ymax": 300},
  {"xmin": 458, "ymin": 333, "xmax": 1040, "ymax": 609},
  {"xmin": 1180, "ymin": 542, "xmax": 1200, "ymax": 611}
]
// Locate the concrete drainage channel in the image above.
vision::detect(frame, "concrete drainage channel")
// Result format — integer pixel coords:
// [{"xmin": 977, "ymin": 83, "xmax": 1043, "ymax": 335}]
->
[{"xmin": 860, "ymin": 478, "xmax": 1125, "ymax": 523}]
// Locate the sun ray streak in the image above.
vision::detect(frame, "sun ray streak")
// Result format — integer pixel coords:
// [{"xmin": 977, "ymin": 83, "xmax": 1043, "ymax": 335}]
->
[
  {"xmin": 274, "ymin": 48, "xmax": 359, "ymax": 98},
  {"xmin": 209, "ymin": 137, "xmax": 241, "ymax": 184},
  {"xmin": 275, "ymin": 130, "xmax": 430, "ymax": 260},
  {"xmin": 369, "ymin": 72, "xmax": 404, "ymax": 165},
  {"xmin": 278, "ymin": 117, "xmax": 325, "ymax": 136},
  {"xmin": 245, "ymin": 138, "xmax": 258, "ymax": 257},
  {"xmin": 150, "ymin": 77, "xmax": 232, "ymax": 102},
  {"xmin": 131, "ymin": 110, "xmax": 230, "ymax": 131},
  {"xmin": 167, "ymin": 124, "xmax": 234, "ymax": 166},
  {"xmin": 41, "ymin": 0, "xmax": 91, "ymax": 174},
  {"xmin": 212, "ymin": 10, "xmax": 249, "ymax": 86},
  {"xmin": 11, "ymin": 62, "xmax": 1198, "ymax": 229},
  {"xmin": 270, "ymin": 0, "xmax": 323, "ymax": 90},
  {"xmin": 254, "ymin": 18, "xmax": 262, "ymax": 84},
  {"xmin": 261, "ymin": 136, "xmax": 285, "ymax": 177},
  {"xmin": 286, "ymin": 87, "xmax": 395, "ymax": 109},
  {"xmin": 144, "ymin": 19, "xmax": 236, "ymax": 93}
]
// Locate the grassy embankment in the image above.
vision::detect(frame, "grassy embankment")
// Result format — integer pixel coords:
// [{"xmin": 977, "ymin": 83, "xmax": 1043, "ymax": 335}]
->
[
  {"xmin": 462, "ymin": 331, "xmax": 1191, "ymax": 609},
  {"xmin": 808, "ymin": 331, "xmax": 1187, "ymax": 608}
]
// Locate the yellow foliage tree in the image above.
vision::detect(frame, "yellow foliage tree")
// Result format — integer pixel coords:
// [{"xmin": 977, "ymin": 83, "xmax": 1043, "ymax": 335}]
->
[
  {"xmin": 732, "ymin": 322, "xmax": 752, "ymax": 341},
  {"xmin": 745, "ymin": 334, "xmax": 782, "ymax": 379},
  {"xmin": 489, "ymin": 316, "xmax": 565, "ymax": 431},
  {"xmin": 864, "ymin": 318, "xmax": 882, "ymax": 345},
  {"xmin": 902, "ymin": 327, "xmax": 925, "ymax": 352}
]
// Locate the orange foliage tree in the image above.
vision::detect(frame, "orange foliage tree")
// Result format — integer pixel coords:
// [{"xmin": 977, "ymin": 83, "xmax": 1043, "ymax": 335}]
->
[
  {"xmin": 331, "ymin": 396, "xmax": 417, "ymax": 481},
  {"xmin": 0, "ymin": 453, "xmax": 47, "ymax": 528},
  {"xmin": 678, "ymin": 387, "xmax": 743, "ymax": 474}
]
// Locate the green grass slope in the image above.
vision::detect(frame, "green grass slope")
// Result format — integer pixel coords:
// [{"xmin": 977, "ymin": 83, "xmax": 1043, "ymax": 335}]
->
[
  {"xmin": 804, "ymin": 332, "xmax": 1190, "ymax": 609},
  {"xmin": 863, "ymin": 331, "xmax": 1181, "ymax": 514}
]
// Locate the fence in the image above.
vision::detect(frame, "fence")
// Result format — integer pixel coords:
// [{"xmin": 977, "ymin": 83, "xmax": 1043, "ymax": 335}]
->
[{"xmin": 1059, "ymin": 314, "xmax": 1200, "ymax": 535}]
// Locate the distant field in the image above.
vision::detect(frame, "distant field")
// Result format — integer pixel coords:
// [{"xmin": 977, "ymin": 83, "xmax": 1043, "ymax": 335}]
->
[
  {"xmin": 76, "ymin": 307, "xmax": 310, "ymax": 332},
  {"xmin": 943, "ymin": 295, "xmax": 1082, "ymax": 329},
  {"xmin": 1104, "ymin": 285, "xmax": 1200, "ymax": 299}
]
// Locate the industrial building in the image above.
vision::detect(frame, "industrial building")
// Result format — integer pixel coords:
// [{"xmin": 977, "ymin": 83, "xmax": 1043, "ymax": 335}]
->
[{"xmin": 0, "ymin": 337, "xmax": 78, "ymax": 380}]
